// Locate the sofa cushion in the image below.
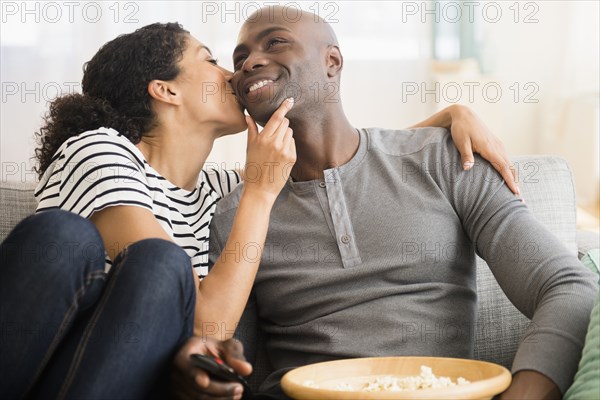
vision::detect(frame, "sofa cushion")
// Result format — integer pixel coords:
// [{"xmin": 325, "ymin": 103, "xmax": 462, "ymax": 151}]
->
[{"xmin": 0, "ymin": 181, "xmax": 38, "ymax": 242}]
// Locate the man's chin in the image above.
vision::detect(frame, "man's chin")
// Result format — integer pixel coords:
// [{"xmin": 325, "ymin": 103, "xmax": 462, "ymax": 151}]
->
[{"xmin": 245, "ymin": 102, "xmax": 278, "ymax": 126}]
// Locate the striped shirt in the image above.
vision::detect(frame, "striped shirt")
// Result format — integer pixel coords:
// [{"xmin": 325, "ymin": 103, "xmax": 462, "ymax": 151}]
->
[{"xmin": 35, "ymin": 127, "xmax": 240, "ymax": 277}]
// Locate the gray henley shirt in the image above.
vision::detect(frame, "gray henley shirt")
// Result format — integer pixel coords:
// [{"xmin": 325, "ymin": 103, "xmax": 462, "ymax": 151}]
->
[{"xmin": 208, "ymin": 127, "xmax": 598, "ymax": 397}]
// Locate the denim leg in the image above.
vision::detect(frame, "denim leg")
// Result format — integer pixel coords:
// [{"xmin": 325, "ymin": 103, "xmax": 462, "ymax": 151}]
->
[
  {"xmin": 33, "ymin": 238, "xmax": 196, "ymax": 400},
  {"xmin": 0, "ymin": 210, "xmax": 107, "ymax": 399}
]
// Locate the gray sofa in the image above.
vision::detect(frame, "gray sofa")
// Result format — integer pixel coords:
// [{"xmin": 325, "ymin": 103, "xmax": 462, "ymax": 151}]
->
[{"xmin": 1, "ymin": 155, "xmax": 598, "ymax": 393}]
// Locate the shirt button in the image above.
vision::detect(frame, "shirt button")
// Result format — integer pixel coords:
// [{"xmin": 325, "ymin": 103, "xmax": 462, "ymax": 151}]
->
[
  {"xmin": 319, "ymin": 182, "xmax": 326, "ymax": 188},
  {"xmin": 340, "ymin": 234, "xmax": 351, "ymax": 244}
]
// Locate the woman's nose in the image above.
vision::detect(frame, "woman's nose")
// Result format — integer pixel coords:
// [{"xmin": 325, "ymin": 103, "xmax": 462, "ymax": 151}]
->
[{"xmin": 222, "ymin": 68, "xmax": 234, "ymax": 81}]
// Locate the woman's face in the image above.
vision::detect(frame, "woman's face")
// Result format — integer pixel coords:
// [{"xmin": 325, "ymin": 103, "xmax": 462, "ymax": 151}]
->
[{"xmin": 174, "ymin": 35, "xmax": 247, "ymax": 136}]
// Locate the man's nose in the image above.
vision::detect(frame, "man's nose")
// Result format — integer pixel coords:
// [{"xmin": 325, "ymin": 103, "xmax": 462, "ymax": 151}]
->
[{"xmin": 242, "ymin": 51, "xmax": 268, "ymax": 72}]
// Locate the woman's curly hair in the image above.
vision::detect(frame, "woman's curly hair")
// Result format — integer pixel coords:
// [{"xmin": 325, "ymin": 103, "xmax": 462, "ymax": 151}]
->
[{"xmin": 34, "ymin": 22, "xmax": 189, "ymax": 178}]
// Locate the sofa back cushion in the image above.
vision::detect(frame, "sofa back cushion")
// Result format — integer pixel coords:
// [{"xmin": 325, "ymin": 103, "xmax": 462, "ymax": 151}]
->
[{"xmin": 0, "ymin": 181, "xmax": 38, "ymax": 242}]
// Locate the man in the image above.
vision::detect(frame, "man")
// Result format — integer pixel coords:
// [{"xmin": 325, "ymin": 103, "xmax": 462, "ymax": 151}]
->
[{"xmin": 188, "ymin": 6, "xmax": 597, "ymax": 400}]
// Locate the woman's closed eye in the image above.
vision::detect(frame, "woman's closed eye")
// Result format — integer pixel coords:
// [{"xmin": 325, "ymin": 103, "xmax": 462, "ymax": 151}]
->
[{"xmin": 208, "ymin": 58, "xmax": 219, "ymax": 65}]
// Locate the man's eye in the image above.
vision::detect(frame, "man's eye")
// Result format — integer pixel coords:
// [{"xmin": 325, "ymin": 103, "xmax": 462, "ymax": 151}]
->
[
  {"xmin": 268, "ymin": 38, "xmax": 286, "ymax": 48},
  {"xmin": 233, "ymin": 57, "xmax": 246, "ymax": 70}
]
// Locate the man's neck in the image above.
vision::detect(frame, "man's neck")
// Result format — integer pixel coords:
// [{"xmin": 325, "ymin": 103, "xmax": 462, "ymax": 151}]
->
[{"xmin": 288, "ymin": 114, "xmax": 359, "ymax": 182}]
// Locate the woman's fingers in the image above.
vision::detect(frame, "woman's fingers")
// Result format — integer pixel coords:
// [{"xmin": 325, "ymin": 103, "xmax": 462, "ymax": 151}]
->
[
  {"xmin": 274, "ymin": 117, "xmax": 290, "ymax": 143},
  {"xmin": 488, "ymin": 141, "xmax": 520, "ymax": 196},
  {"xmin": 448, "ymin": 106, "xmax": 519, "ymax": 196},
  {"xmin": 289, "ymin": 132, "xmax": 297, "ymax": 156},
  {"xmin": 282, "ymin": 128, "xmax": 296, "ymax": 158},
  {"xmin": 243, "ymin": 97, "xmax": 297, "ymax": 200},
  {"xmin": 458, "ymin": 139, "xmax": 475, "ymax": 170},
  {"xmin": 479, "ymin": 145, "xmax": 520, "ymax": 196},
  {"xmin": 261, "ymin": 98, "xmax": 294, "ymax": 136},
  {"xmin": 245, "ymin": 114, "xmax": 258, "ymax": 139},
  {"xmin": 496, "ymin": 139, "xmax": 519, "ymax": 194},
  {"xmin": 283, "ymin": 127, "xmax": 294, "ymax": 145},
  {"xmin": 499, "ymin": 160, "xmax": 520, "ymax": 196}
]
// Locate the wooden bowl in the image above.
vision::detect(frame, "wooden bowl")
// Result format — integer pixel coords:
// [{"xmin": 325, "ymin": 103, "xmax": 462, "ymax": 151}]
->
[{"xmin": 281, "ymin": 356, "xmax": 512, "ymax": 399}]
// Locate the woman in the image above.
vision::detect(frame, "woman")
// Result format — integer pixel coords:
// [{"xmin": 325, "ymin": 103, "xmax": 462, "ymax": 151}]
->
[{"xmin": 0, "ymin": 23, "xmax": 516, "ymax": 400}]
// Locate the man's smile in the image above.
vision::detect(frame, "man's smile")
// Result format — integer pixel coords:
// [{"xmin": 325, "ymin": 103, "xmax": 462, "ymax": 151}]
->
[
  {"xmin": 235, "ymin": 73, "xmax": 282, "ymax": 105},
  {"xmin": 247, "ymin": 79, "xmax": 275, "ymax": 94}
]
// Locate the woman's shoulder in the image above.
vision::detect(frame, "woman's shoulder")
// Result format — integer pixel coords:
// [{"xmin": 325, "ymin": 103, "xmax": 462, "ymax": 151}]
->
[
  {"xmin": 35, "ymin": 127, "xmax": 148, "ymax": 198},
  {"xmin": 52, "ymin": 127, "xmax": 146, "ymax": 171},
  {"xmin": 62, "ymin": 126, "xmax": 140, "ymax": 154}
]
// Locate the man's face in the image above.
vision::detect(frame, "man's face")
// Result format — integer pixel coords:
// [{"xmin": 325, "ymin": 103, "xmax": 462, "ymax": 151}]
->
[{"xmin": 231, "ymin": 14, "xmax": 323, "ymax": 125}]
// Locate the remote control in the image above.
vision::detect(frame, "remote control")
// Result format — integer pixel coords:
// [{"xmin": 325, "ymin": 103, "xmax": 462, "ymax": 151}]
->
[{"xmin": 190, "ymin": 353, "xmax": 252, "ymax": 399}]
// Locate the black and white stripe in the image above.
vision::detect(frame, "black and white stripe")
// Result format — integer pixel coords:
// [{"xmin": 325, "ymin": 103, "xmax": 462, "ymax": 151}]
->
[{"xmin": 35, "ymin": 128, "xmax": 241, "ymax": 278}]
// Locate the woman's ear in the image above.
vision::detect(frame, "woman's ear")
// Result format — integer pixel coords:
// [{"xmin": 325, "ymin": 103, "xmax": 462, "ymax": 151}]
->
[
  {"xmin": 326, "ymin": 45, "xmax": 343, "ymax": 78},
  {"xmin": 147, "ymin": 80, "xmax": 181, "ymax": 105}
]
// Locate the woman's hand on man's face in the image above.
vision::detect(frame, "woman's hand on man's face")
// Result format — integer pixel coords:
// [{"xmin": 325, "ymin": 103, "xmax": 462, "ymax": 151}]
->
[{"xmin": 243, "ymin": 98, "xmax": 297, "ymax": 204}]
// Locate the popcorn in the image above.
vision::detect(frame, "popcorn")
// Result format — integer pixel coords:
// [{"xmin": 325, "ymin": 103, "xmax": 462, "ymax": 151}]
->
[
  {"xmin": 358, "ymin": 366, "xmax": 470, "ymax": 391},
  {"xmin": 304, "ymin": 365, "xmax": 470, "ymax": 392}
]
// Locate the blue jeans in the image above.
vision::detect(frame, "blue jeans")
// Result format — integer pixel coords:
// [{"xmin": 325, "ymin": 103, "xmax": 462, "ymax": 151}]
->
[{"xmin": 0, "ymin": 210, "xmax": 196, "ymax": 399}]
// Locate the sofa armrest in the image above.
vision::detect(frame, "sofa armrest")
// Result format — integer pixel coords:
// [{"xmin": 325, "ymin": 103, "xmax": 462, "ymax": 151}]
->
[{"xmin": 577, "ymin": 230, "xmax": 600, "ymax": 259}]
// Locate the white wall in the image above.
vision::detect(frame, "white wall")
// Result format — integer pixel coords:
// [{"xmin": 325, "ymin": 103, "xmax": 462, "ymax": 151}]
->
[{"xmin": 1, "ymin": 1, "xmax": 599, "ymax": 207}]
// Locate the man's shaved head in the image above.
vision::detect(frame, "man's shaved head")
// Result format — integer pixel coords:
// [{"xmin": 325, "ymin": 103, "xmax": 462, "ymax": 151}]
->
[
  {"xmin": 232, "ymin": 6, "xmax": 344, "ymax": 124},
  {"xmin": 240, "ymin": 6, "xmax": 338, "ymax": 45}
]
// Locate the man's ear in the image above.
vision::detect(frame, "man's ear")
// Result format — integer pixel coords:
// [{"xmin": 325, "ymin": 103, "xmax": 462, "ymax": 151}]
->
[
  {"xmin": 326, "ymin": 45, "xmax": 343, "ymax": 78},
  {"xmin": 147, "ymin": 80, "xmax": 181, "ymax": 106}
]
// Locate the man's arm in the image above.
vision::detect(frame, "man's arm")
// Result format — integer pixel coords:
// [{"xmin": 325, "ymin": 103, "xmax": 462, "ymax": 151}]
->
[
  {"xmin": 433, "ymin": 135, "xmax": 598, "ymax": 397},
  {"xmin": 472, "ymin": 184, "xmax": 596, "ymax": 397},
  {"xmin": 410, "ymin": 104, "xmax": 520, "ymax": 195}
]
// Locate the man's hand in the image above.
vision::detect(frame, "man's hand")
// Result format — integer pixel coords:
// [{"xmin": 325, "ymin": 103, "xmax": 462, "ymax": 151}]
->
[
  {"xmin": 498, "ymin": 370, "xmax": 561, "ymax": 400},
  {"xmin": 170, "ymin": 336, "xmax": 252, "ymax": 400}
]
